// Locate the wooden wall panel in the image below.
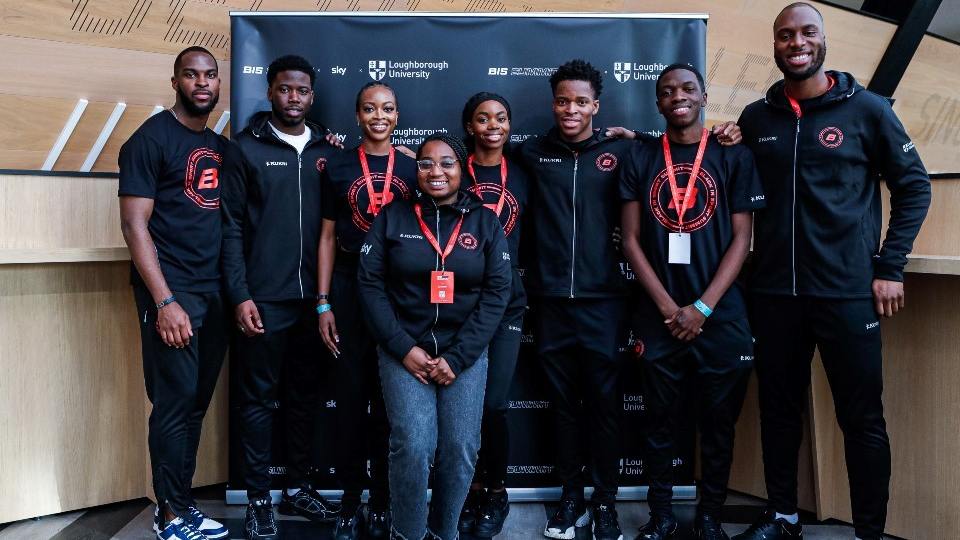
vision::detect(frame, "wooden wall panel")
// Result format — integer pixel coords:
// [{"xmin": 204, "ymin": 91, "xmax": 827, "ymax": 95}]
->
[
  {"xmin": 0, "ymin": 262, "xmax": 145, "ymax": 524},
  {"xmin": 0, "ymin": 174, "xmax": 124, "ymax": 249},
  {"xmin": 809, "ymin": 273, "xmax": 960, "ymax": 540},
  {"xmin": 892, "ymin": 35, "xmax": 960, "ymax": 174},
  {"xmin": 882, "ymin": 179, "xmax": 960, "ymax": 259}
]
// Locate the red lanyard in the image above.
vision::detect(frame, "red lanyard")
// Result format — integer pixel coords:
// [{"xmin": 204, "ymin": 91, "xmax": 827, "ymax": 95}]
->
[
  {"xmin": 466, "ymin": 155, "xmax": 508, "ymax": 217},
  {"xmin": 413, "ymin": 204, "xmax": 464, "ymax": 267},
  {"xmin": 662, "ymin": 128, "xmax": 709, "ymax": 232},
  {"xmin": 358, "ymin": 146, "xmax": 395, "ymax": 217},
  {"xmin": 785, "ymin": 75, "xmax": 836, "ymax": 118}
]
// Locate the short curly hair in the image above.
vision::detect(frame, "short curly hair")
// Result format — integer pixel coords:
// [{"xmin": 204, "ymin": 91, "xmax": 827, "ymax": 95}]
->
[
  {"xmin": 549, "ymin": 59, "xmax": 603, "ymax": 99},
  {"xmin": 267, "ymin": 55, "xmax": 315, "ymax": 87}
]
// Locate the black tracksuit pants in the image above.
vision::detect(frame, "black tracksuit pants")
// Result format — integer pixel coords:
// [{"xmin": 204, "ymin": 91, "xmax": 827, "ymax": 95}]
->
[
  {"xmin": 750, "ymin": 294, "xmax": 890, "ymax": 540},
  {"xmin": 535, "ymin": 297, "xmax": 625, "ymax": 505},
  {"xmin": 133, "ymin": 285, "xmax": 228, "ymax": 515},
  {"xmin": 330, "ymin": 258, "xmax": 390, "ymax": 510},
  {"xmin": 235, "ymin": 300, "xmax": 322, "ymax": 500},
  {"xmin": 636, "ymin": 316, "xmax": 753, "ymax": 517},
  {"xmin": 473, "ymin": 304, "xmax": 525, "ymax": 490}
]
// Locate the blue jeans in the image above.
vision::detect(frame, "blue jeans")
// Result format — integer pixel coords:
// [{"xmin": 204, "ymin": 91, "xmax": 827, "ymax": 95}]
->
[{"xmin": 378, "ymin": 348, "xmax": 488, "ymax": 540}]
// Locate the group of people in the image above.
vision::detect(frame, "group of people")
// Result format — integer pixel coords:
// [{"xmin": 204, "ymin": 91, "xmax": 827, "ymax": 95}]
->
[{"xmin": 118, "ymin": 3, "xmax": 931, "ymax": 540}]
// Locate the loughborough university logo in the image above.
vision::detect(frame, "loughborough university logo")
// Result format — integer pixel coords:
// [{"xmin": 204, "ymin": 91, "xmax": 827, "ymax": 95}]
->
[
  {"xmin": 368, "ymin": 60, "xmax": 387, "ymax": 81},
  {"xmin": 614, "ymin": 62, "xmax": 632, "ymax": 83}
]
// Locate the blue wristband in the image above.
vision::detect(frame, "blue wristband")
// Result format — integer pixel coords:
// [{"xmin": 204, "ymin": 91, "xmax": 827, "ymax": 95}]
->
[
  {"xmin": 155, "ymin": 295, "xmax": 176, "ymax": 310},
  {"xmin": 316, "ymin": 303, "xmax": 332, "ymax": 315},
  {"xmin": 693, "ymin": 299, "xmax": 713, "ymax": 318}
]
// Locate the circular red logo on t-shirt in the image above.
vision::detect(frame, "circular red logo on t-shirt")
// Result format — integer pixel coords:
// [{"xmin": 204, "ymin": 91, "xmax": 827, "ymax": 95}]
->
[
  {"xmin": 183, "ymin": 147, "xmax": 222, "ymax": 210},
  {"xmin": 818, "ymin": 126, "xmax": 844, "ymax": 148},
  {"xmin": 596, "ymin": 152, "xmax": 618, "ymax": 172},
  {"xmin": 347, "ymin": 174, "xmax": 412, "ymax": 232},
  {"xmin": 634, "ymin": 339, "xmax": 645, "ymax": 358},
  {"xmin": 468, "ymin": 183, "xmax": 520, "ymax": 236},
  {"xmin": 648, "ymin": 163, "xmax": 718, "ymax": 232},
  {"xmin": 316, "ymin": 157, "xmax": 327, "ymax": 172},
  {"xmin": 457, "ymin": 233, "xmax": 479, "ymax": 250}
]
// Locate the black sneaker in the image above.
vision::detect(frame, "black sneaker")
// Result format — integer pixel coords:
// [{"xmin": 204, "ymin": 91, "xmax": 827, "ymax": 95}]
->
[
  {"xmin": 592, "ymin": 503, "xmax": 623, "ymax": 540},
  {"xmin": 244, "ymin": 498, "xmax": 278, "ymax": 540},
  {"xmin": 458, "ymin": 489, "xmax": 484, "ymax": 534},
  {"xmin": 474, "ymin": 490, "xmax": 510, "ymax": 538},
  {"xmin": 333, "ymin": 505, "xmax": 364, "ymax": 540},
  {"xmin": 694, "ymin": 512, "xmax": 729, "ymax": 540},
  {"xmin": 635, "ymin": 513, "xmax": 678, "ymax": 540},
  {"xmin": 278, "ymin": 488, "xmax": 340, "ymax": 522},
  {"xmin": 366, "ymin": 506, "xmax": 391, "ymax": 539},
  {"xmin": 731, "ymin": 510, "xmax": 803, "ymax": 540},
  {"xmin": 543, "ymin": 496, "xmax": 590, "ymax": 539}
]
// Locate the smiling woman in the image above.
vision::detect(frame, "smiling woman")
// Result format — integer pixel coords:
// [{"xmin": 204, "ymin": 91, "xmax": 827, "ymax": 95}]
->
[{"xmin": 357, "ymin": 132, "xmax": 512, "ymax": 540}]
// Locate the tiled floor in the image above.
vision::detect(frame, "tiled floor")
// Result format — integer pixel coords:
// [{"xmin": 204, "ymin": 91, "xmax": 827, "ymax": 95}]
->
[{"xmin": 0, "ymin": 486, "xmax": 869, "ymax": 539}]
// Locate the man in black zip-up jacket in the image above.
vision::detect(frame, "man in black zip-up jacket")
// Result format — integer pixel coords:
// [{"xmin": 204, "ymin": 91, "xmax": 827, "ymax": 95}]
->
[
  {"xmin": 733, "ymin": 6, "xmax": 931, "ymax": 540},
  {"xmin": 513, "ymin": 59, "xmax": 637, "ymax": 540},
  {"xmin": 220, "ymin": 55, "xmax": 340, "ymax": 539}
]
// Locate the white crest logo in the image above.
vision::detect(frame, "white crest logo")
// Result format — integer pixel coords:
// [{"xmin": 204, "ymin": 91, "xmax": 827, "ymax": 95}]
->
[
  {"xmin": 368, "ymin": 60, "xmax": 387, "ymax": 81},
  {"xmin": 614, "ymin": 61, "xmax": 632, "ymax": 83}
]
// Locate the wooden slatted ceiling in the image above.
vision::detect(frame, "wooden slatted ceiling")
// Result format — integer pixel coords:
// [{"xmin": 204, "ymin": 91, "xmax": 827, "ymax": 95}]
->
[{"xmin": 0, "ymin": 0, "xmax": 957, "ymax": 173}]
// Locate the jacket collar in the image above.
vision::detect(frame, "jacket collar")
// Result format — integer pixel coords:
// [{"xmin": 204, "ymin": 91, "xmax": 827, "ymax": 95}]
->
[
  {"xmin": 414, "ymin": 189, "xmax": 484, "ymax": 216},
  {"xmin": 244, "ymin": 111, "xmax": 328, "ymax": 145},
  {"xmin": 544, "ymin": 127, "xmax": 609, "ymax": 152},
  {"xmin": 764, "ymin": 70, "xmax": 861, "ymax": 112}
]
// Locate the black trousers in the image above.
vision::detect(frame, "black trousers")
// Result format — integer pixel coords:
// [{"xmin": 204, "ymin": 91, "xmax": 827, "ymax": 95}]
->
[
  {"xmin": 473, "ymin": 306, "xmax": 524, "ymax": 490},
  {"xmin": 330, "ymin": 260, "xmax": 390, "ymax": 510},
  {"xmin": 535, "ymin": 297, "xmax": 625, "ymax": 505},
  {"xmin": 636, "ymin": 316, "xmax": 753, "ymax": 517},
  {"xmin": 750, "ymin": 294, "xmax": 890, "ymax": 540},
  {"xmin": 235, "ymin": 300, "xmax": 322, "ymax": 499},
  {"xmin": 133, "ymin": 285, "xmax": 228, "ymax": 515}
]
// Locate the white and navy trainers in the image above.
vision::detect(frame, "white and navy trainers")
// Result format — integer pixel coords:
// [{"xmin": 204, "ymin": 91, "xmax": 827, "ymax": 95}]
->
[
  {"xmin": 156, "ymin": 516, "xmax": 206, "ymax": 540},
  {"xmin": 185, "ymin": 505, "xmax": 228, "ymax": 539}
]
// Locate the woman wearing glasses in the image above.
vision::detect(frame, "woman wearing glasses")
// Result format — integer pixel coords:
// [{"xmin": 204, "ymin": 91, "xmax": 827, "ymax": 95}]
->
[
  {"xmin": 317, "ymin": 81, "xmax": 417, "ymax": 539},
  {"xmin": 358, "ymin": 133, "xmax": 511, "ymax": 540},
  {"xmin": 456, "ymin": 92, "xmax": 529, "ymax": 539}
]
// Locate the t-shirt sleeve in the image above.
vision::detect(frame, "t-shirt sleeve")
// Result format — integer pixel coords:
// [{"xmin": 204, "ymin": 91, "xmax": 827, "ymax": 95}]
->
[
  {"xmin": 118, "ymin": 130, "xmax": 163, "ymax": 198},
  {"xmin": 320, "ymin": 167, "xmax": 337, "ymax": 221},
  {"xmin": 727, "ymin": 146, "xmax": 766, "ymax": 213},
  {"xmin": 618, "ymin": 145, "xmax": 645, "ymax": 201}
]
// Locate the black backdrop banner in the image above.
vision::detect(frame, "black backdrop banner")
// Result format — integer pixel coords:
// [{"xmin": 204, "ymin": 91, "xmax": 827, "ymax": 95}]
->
[{"xmin": 227, "ymin": 11, "xmax": 705, "ymax": 503}]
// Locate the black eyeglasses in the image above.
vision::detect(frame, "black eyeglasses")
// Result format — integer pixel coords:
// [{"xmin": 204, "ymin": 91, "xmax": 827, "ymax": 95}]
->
[{"xmin": 416, "ymin": 158, "xmax": 458, "ymax": 172}]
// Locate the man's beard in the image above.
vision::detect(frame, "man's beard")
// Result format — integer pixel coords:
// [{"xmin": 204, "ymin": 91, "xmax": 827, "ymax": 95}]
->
[
  {"xmin": 776, "ymin": 43, "xmax": 827, "ymax": 81},
  {"xmin": 177, "ymin": 85, "xmax": 219, "ymax": 116},
  {"xmin": 271, "ymin": 103, "xmax": 306, "ymax": 128}
]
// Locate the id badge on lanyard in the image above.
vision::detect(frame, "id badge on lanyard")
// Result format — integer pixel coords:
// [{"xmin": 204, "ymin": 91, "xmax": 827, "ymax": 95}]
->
[
  {"xmin": 414, "ymin": 204, "xmax": 464, "ymax": 304},
  {"xmin": 662, "ymin": 129, "xmax": 708, "ymax": 265}
]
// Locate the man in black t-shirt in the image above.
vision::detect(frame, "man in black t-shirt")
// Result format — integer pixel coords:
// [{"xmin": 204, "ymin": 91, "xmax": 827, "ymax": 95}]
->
[
  {"xmin": 118, "ymin": 46, "xmax": 229, "ymax": 540},
  {"xmin": 620, "ymin": 65, "xmax": 765, "ymax": 540}
]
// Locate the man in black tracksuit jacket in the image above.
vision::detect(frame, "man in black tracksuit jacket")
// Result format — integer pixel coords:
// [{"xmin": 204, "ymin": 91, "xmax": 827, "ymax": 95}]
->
[
  {"xmin": 514, "ymin": 60, "xmax": 638, "ymax": 540},
  {"xmin": 220, "ymin": 56, "xmax": 340, "ymax": 539},
  {"xmin": 733, "ymin": 6, "xmax": 931, "ymax": 540}
]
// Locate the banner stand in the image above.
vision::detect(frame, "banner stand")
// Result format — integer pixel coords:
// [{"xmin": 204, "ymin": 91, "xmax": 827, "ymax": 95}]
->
[{"xmin": 225, "ymin": 486, "xmax": 697, "ymax": 506}]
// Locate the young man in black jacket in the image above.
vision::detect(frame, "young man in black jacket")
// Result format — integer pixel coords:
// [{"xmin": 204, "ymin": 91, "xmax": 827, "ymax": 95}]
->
[
  {"xmin": 734, "ymin": 4, "xmax": 931, "ymax": 540},
  {"xmin": 119, "ymin": 46, "xmax": 230, "ymax": 540},
  {"xmin": 220, "ymin": 55, "xmax": 340, "ymax": 540},
  {"xmin": 515, "ymin": 60, "xmax": 634, "ymax": 540}
]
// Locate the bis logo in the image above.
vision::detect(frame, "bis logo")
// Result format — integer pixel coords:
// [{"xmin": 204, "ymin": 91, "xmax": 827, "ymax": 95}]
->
[{"xmin": 368, "ymin": 60, "xmax": 387, "ymax": 81}]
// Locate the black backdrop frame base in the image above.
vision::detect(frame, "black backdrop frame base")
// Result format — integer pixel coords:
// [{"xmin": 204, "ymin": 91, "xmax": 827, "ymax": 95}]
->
[{"xmin": 224, "ymin": 486, "xmax": 696, "ymax": 505}]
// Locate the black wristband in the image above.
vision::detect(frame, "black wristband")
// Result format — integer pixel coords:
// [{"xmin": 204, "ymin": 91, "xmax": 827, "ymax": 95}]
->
[{"xmin": 155, "ymin": 295, "xmax": 176, "ymax": 310}]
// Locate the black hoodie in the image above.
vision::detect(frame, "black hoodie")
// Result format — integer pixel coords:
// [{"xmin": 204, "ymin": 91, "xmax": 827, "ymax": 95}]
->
[
  {"xmin": 515, "ymin": 128, "xmax": 638, "ymax": 298},
  {"xmin": 738, "ymin": 71, "xmax": 930, "ymax": 298},
  {"xmin": 357, "ymin": 190, "xmax": 512, "ymax": 375},
  {"xmin": 220, "ymin": 111, "xmax": 338, "ymax": 306}
]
